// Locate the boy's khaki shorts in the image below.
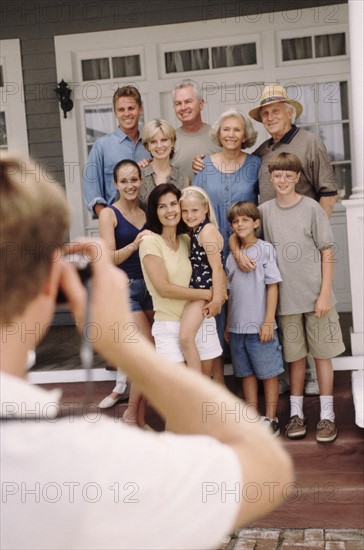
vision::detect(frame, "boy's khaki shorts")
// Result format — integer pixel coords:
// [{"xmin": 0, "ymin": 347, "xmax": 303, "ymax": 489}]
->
[{"xmin": 277, "ymin": 308, "xmax": 345, "ymax": 362}]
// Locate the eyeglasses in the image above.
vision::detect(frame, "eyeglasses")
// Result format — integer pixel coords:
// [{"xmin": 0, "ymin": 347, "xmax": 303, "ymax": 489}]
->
[{"xmin": 271, "ymin": 172, "xmax": 298, "ymax": 182}]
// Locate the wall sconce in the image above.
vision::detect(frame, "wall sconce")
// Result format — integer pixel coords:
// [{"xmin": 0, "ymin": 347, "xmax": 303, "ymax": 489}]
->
[{"xmin": 55, "ymin": 79, "xmax": 73, "ymax": 118}]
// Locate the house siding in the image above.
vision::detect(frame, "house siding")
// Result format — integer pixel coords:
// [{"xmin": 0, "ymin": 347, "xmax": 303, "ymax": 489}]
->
[{"xmin": 1, "ymin": 0, "xmax": 347, "ymax": 187}]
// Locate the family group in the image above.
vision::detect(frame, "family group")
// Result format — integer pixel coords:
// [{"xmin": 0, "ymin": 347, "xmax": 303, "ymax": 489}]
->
[{"xmin": 83, "ymin": 79, "xmax": 345, "ymax": 443}]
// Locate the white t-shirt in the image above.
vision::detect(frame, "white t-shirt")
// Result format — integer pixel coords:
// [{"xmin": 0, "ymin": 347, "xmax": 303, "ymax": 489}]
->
[{"xmin": 1, "ymin": 372, "xmax": 242, "ymax": 550}]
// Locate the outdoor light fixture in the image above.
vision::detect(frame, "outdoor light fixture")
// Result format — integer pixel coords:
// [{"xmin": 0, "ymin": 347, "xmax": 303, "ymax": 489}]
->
[{"xmin": 55, "ymin": 79, "xmax": 73, "ymax": 118}]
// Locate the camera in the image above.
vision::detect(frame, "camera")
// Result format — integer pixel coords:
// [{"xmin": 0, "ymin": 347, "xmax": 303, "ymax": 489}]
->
[{"xmin": 56, "ymin": 253, "xmax": 92, "ymax": 304}]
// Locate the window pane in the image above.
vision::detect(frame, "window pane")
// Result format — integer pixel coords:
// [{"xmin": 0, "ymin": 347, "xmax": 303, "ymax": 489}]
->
[
  {"xmin": 84, "ymin": 105, "xmax": 145, "ymax": 153},
  {"xmin": 333, "ymin": 163, "xmax": 351, "ymax": 199},
  {"xmin": 282, "ymin": 37, "xmax": 312, "ymax": 61},
  {"xmin": 84, "ymin": 106, "xmax": 114, "ymax": 149},
  {"xmin": 212, "ymin": 43, "xmax": 256, "ymax": 68},
  {"xmin": 82, "ymin": 58, "xmax": 110, "ymax": 81},
  {"xmin": 0, "ymin": 111, "xmax": 7, "ymax": 148},
  {"xmin": 315, "ymin": 33, "xmax": 346, "ymax": 58},
  {"xmin": 286, "ymin": 84, "xmax": 316, "ymax": 124},
  {"xmin": 112, "ymin": 55, "xmax": 141, "ymax": 78},
  {"xmin": 318, "ymin": 122, "xmax": 350, "ymax": 161},
  {"xmin": 317, "ymin": 82, "xmax": 348, "ymax": 122},
  {"xmin": 165, "ymin": 48, "xmax": 209, "ymax": 73}
]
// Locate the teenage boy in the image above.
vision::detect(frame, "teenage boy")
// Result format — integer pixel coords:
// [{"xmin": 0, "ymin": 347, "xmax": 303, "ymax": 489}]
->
[
  {"xmin": 259, "ymin": 152, "xmax": 345, "ymax": 442},
  {"xmin": 225, "ymin": 201, "xmax": 284, "ymax": 437}
]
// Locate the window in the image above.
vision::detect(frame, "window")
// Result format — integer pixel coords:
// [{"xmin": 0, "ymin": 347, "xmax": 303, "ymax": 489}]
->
[
  {"xmin": 212, "ymin": 43, "xmax": 256, "ymax": 68},
  {"xmin": 282, "ymin": 32, "xmax": 346, "ymax": 62},
  {"xmin": 84, "ymin": 104, "xmax": 145, "ymax": 154},
  {"xmin": 286, "ymin": 81, "xmax": 350, "ymax": 198},
  {"xmin": 164, "ymin": 40, "xmax": 257, "ymax": 74},
  {"xmin": 84, "ymin": 106, "xmax": 114, "ymax": 154},
  {"xmin": 81, "ymin": 54, "xmax": 142, "ymax": 81},
  {"xmin": 0, "ymin": 40, "xmax": 28, "ymax": 157},
  {"xmin": 0, "ymin": 110, "xmax": 7, "ymax": 152},
  {"xmin": 165, "ymin": 48, "xmax": 209, "ymax": 73}
]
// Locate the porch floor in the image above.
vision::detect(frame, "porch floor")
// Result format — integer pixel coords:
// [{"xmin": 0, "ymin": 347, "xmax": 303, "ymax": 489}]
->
[{"xmin": 32, "ymin": 312, "xmax": 363, "ymax": 538}]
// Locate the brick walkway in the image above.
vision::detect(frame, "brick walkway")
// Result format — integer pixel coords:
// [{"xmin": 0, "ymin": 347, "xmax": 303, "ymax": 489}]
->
[{"xmin": 219, "ymin": 529, "xmax": 364, "ymax": 549}]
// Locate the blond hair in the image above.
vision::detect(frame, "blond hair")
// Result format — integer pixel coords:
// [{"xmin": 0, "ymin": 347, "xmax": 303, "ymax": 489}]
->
[
  {"xmin": 180, "ymin": 186, "xmax": 219, "ymax": 229},
  {"xmin": 141, "ymin": 119, "xmax": 176, "ymax": 158},
  {"xmin": 0, "ymin": 154, "xmax": 69, "ymax": 323}
]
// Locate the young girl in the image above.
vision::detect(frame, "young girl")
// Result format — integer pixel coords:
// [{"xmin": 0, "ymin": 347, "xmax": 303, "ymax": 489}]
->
[{"xmin": 179, "ymin": 187, "xmax": 225, "ymax": 375}]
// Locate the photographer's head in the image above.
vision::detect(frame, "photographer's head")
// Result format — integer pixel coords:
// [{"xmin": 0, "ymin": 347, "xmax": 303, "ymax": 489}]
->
[{"xmin": 0, "ymin": 155, "xmax": 69, "ymax": 325}]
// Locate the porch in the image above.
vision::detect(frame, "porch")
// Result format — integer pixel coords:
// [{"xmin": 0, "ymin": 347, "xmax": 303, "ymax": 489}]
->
[{"xmin": 31, "ymin": 313, "xmax": 363, "ymax": 532}]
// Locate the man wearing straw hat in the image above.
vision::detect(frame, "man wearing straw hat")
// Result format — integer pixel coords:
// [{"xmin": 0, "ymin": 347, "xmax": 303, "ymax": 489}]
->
[{"xmin": 249, "ymin": 83, "xmax": 338, "ymax": 217}]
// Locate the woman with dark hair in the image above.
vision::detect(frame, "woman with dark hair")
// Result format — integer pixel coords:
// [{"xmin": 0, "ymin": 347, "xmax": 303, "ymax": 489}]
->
[
  {"xmin": 140, "ymin": 183, "xmax": 222, "ymax": 369},
  {"xmin": 97, "ymin": 159, "xmax": 153, "ymax": 425}
]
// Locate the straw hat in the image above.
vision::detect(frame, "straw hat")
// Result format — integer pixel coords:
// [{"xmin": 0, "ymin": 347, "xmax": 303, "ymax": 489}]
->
[{"xmin": 249, "ymin": 83, "xmax": 303, "ymax": 122}]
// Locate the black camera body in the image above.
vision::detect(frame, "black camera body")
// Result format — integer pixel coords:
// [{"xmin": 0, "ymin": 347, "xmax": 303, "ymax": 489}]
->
[{"xmin": 56, "ymin": 253, "xmax": 92, "ymax": 304}]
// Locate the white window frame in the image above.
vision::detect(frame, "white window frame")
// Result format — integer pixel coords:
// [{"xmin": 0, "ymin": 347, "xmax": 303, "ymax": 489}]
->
[
  {"xmin": 75, "ymin": 46, "xmax": 146, "ymax": 84},
  {"xmin": 158, "ymin": 33, "xmax": 261, "ymax": 79},
  {"xmin": 276, "ymin": 24, "xmax": 349, "ymax": 67},
  {"xmin": 0, "ymin": 39, "xmax": 29, "ymax": 157}
]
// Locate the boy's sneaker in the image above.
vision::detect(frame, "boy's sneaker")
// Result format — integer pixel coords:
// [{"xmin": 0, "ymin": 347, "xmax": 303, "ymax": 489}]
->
[
  {"xmin": 262, "ymin": 417, "xmax": 280, "ymax": 437},
  {"xmin": 316, "ymin": 419, "xmax": 337, "ymax": 442},
  {"xmin": 285, "ymin": 415, "xmax": 307, "ymax": 439}
]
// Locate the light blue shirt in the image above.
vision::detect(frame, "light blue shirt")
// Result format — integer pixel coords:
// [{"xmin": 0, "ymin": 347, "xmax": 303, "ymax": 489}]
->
[
  {"xmin": 226, "ymin": 240, "xmax": 282, "ymax": 334},
  {"xmin": 192, "ymin": 154, "xmax": 261, "ymax": 263},
  {"xmin": 83, "ymin": 127, "xmax": 150, "ymax": 213}
]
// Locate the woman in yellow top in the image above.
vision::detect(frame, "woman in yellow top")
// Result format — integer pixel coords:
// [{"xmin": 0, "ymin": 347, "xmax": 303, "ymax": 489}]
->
[{"xmin": 139, "ymin": 183, "xmax": 222, "ymax": 371}]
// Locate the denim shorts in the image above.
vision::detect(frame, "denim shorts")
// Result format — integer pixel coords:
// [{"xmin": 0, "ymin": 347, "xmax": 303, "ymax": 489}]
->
[
  {"xmin": 128, "ymin": 278, "xmax": 153, "ymax": 313},
  {"xmin": 229, "ymin": 330, "xmax": 284, "ymax": 379}
]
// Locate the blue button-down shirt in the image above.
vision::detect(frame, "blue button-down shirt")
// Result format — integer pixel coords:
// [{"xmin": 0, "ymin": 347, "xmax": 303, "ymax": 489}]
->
[{"xmin": 83, "ymin": 127, "xmax": 150, "ymax": 213}]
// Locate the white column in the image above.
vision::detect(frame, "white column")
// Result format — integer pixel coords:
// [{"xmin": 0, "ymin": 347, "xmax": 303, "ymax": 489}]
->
[
  {"xmin": 342, "ymin": 0, "xmax": 364, "ymax": 427},
  {"xmin": 347, "ymin": 0, "xmax": 364, "ymax": 201},
  {"xmin": 342, "ymin": 0, "xmax": 364, "ymax": 357}
]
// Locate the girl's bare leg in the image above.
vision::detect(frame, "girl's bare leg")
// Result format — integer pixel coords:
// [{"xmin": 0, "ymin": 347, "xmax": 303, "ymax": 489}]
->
[{"xmin": 180, "ymin": 300, "xmax": 205, "ymax": 371}]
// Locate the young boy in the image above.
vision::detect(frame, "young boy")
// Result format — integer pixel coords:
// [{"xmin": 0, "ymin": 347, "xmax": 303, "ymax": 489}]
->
[
  {"xmin": 260, "ymin": 152, "xmax": 345, "ymax": 442},
  {"xmin": 225, "ymin": 201, "xmax": 284, "ymax": 436}
]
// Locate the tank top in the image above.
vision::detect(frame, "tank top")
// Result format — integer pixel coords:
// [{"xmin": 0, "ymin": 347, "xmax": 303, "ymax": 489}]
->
[
  {"xmin": 109, "ymin": 205, "xmax": 145, "ymax": 279},
  {"xmin": 190, "ymin": 219, "xmax": 223, "ymax": 289}
]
